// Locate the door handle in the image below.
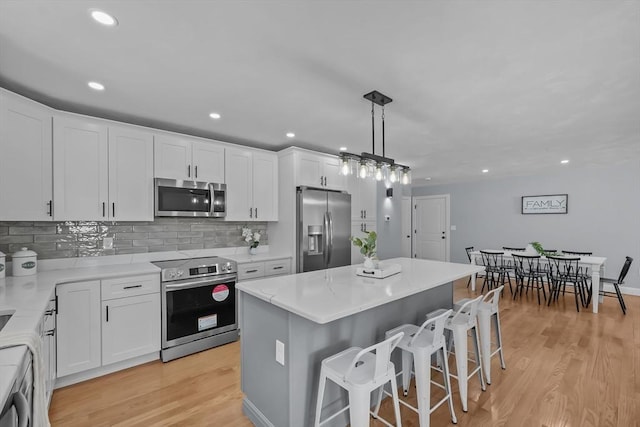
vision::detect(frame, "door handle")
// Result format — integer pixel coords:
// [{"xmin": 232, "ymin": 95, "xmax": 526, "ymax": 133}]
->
[
  {"xmin": 112, "ymin": 202, "xmax": 115, "ymax": 218},
  {"xmin": 106, "ymin": 305, "xmax": 109, "ymax": 322}
]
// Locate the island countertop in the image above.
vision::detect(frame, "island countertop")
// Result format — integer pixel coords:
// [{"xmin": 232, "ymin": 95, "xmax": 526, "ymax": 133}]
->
[{"xmin": 237, "ymin": 257, "xmax": 484, "ymax": 324}]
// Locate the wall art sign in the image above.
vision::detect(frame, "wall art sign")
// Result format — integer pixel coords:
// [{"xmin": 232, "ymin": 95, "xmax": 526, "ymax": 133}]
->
[{"xmin": 521, "ymin": 194, "xmax": 568, "ymax": 214}]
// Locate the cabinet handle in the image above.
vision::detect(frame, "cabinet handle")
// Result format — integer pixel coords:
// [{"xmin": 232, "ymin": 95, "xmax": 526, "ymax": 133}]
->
[
  {"xmin": 47, "ymin": 200, "xmax": 53, "ymax": 217},
  {"xmin": 46, "ymin": 330, "xmax": 55, "ymax": 337},
  {"xmin": 102, "ymin": 202, "xmax": 106, "ymax": 217},
  {"xmin": 188, "ymin": 165, "xmax": 191, "ymax": 178},
  {"xmin": 195, "ymin": 165, "xmax": 198, "ymax": 178},
  {"xmin": 324, "ymin": 176, "xmax": 327, "ymax": 186},
  {"xmin": 255, "ymin": 207, "xmax": 258, "ymax": 218},
  {"xmin": 249, "ymin": 208, "xmax": 253, "ymax": 218},
  {"xmin": 364, "ymin": 223, "xmax": 367, "ymax": 232},
  {"xmin": 364, "ymin": 210, "xmax": 366, "ymax": 219},
  {"xmin": 273, "ymin": 266, "xmax": 284, "ymax": 270},
  {"xmin": 320, "ymin": 176, "xmax": 324, "ymax": 186},
  {"xmin": 112, "ymin": 202, "xmax": 115, "ymax": 218},
  {"xmin": 55, "ymin": 295, "xmax": 59, "ymax": 314},
  {"xmin": 123, "ymin": 284, "xmax": 142, "ymax": 290},
  {"xmin": 106, "ymin": 305, "xmax": 109, "ymax": 322},
  {"xmin": 360, "ymin": 210, "xmax": 363, "ymax": 219},
  {"xmin": 246, "ymin": 269, "xmax": 258, "ymax": 273},
  {"xmin": 44, "ymin": 309, "xmax": 55, "ymax": 316},
  {"xmin": 360, "ymin": 223, "xmax": 364, "ymax": 232}
]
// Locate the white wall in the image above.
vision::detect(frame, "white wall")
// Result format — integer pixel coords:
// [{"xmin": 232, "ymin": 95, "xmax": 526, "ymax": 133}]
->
[{"xmin": 411, "ymin": 160, "xmax": 640, "ymax": 289}]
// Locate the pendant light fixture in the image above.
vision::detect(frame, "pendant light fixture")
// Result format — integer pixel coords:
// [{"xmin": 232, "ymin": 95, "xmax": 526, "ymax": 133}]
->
[{"xmin": 339, "ymin": 90, "xmax": 411, "ymax": 184}]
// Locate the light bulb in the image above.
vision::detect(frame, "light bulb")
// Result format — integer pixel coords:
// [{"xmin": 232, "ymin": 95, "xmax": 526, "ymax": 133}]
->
[
  {"xmin": 359, "ymin": 162, "xmax": 368, "ymax": 178},
  {"xmin": 389, "ymin": 167, "xmax": 397, "ymax": 183},
  {"xmin": 402, "ymin": 169, "xmax": 409, "ymax": 185},
  {"xmin": 341, "ymin": 159, "xmax": 350, "ymax": 175},
  {"xmin": 375, "ymin": 165, "xmax": 383, "ymax": 181}
]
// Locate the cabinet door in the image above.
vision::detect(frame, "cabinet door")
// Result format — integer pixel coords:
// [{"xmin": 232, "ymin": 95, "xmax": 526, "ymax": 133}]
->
[
  {"xmin": 322, "ymin": 156, "xmax": 346, "ymax": 191},
  {"xmin": 359, "ymin": 179, "xmax": 377, "ymax": 221},
  {"xmin": 347, "ymin": 174, "xmax": 361, "ymax": 220},
  {"xmin": 56, "ymin": 281, "xmax": 101, "ymax": 377},
  {"xmin": 102, "ymin": 293, "xmax": 160, "ymax": 365},
  {"xmin": 53, "ymin": 116, "xmax": 108, "ymax": 220},
  {"xmin": 296, "ymin": 152, "xmax": 323, "ymax": 187},
  {"xmin": 154, "ymin": 134, "xmax": 192, "ymax": 180},
  {"xmin": 193, "ymin": 141, "xmax": 225, "ymax": 183},
  {"xmin": 0, "ymin": 93, "xmax": 53, "ymax": 220},
  {"xmin": 225, "ymin": 147, "xmax": 253, "ymax": 221},
  {"xmin": 108, "ymin": 126, "xmax": 154, "ymax": 221},
  {"xmin": 252, "ymin": 151, "xmax": 278, "ymax": 221}
]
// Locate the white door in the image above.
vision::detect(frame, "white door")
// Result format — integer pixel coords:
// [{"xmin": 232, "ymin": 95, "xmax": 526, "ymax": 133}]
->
[
  {"xmin": 102, "ymin": 293, "xmax": 161, "ymax": 365},
  {"xmin": 225, "ymin": 147, "xmax": 253, "ymax": 221},
  {"xmin": 413, "ymin": 195, "xmax": 449, "ymax": 261},
  {"xmin": 53, "ymin": 116, "xmax": 108, "ymax": 220},
  {"xmin": 0, "ymin": 93, "xmax": 53, "ymax": 220},
  {"xmin": 252, "ymin": 151, "xmax": 278, "ymax": 221},
  {"xmin": 192, "ymin": 141, "xmax": 225, "ymax": 182},
  {"xmin": 154, "ymin": 134, "xmax": 192, "ymax": 180},
  {"xmin": 56, "ymin": 281, "xmax": 101, "ymax": 377},
  {"xmin": 108, "ymin": 125, "xmax": 154, "ymax": 221},
  {"xmin": 401, "ymin": 196, "xmax": 412, "ymax": 257}
]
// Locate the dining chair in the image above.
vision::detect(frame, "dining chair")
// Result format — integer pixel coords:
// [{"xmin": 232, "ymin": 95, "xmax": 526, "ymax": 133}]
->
[
  {"xmin": 479, "ymin": 250, "xmax": 512, "ymax": 294},
  {"xmin": 512, "ymin": 254, "xmax": 547, "ymax": 305},
  {"xmin": 546, "ymin": 255, "xmax": 589, "ymax": 312},
  {"xmin": 465, "ymin": 246, "xmax": 485, "ymax": 288},
  {"xmin": 591, "ymin": 256, "xmax": 632, "ymax": 315}
]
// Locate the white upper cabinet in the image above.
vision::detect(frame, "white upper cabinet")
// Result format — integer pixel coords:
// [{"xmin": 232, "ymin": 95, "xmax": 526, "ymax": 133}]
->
[
  {"xmin": 347, "ymin": 174, "xmax": 377, "ymax": 221},
  {"xmin": 53, "ymin": 115, "xmax": 154, "ymax": 221},
  {"xmin": 225, "ymin": 147, "xmax": 278, "ymax": 221},
  {"xmin": 0, "ymin": 91, "xmax": 53, "ymax": 221},
  {"xmin": 295, "ymin": 150, "xmax": 346, "ymax": 191},
  {"xmin": 108, "ymin": 125, "xmax": 154, "ymax": 221},
  {"xmin": 154, "ymin": 134, "xmax": 225, "ymax": 182},
  {"xmin": 53, "ymin": 115, "xmax": 109, "ymax": 221}
]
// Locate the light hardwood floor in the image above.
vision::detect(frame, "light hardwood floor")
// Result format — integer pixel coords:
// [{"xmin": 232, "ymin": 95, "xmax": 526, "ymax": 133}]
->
[{"xmin": 49, "ymin": 279, "xmax": 640, "ymax": 426}]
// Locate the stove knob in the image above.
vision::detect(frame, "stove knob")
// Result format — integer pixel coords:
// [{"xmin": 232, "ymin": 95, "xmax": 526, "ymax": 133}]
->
[
  {"xmin": 177, "ymin": 269, "xmax": 184, "ymax": 277},
  {"xmin": 167, "ymin": 270, "xmax": 176, "ymax": 279},
  {"xmin": 221, "ymin": 265, "xmax": 227, "ymax": 272}
]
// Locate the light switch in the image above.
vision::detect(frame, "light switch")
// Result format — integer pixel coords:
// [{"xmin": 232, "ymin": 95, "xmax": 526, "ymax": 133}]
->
[
  {"xmin": 103, "ymin": 237, "xmax": 114, "ymax": 249},
  {"xmin": 276, "ymin": 340, "xmax": 285, "ymax": 366}
]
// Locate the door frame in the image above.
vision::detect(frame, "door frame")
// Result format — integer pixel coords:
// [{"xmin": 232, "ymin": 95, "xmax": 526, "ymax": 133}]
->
[
  {"xmin": 401, "ymin": 196, "xmax": 412, "ymax": 258},
  {"xmin": 412, "ymin": 194, "xmax": 451, "ymax": 262}
]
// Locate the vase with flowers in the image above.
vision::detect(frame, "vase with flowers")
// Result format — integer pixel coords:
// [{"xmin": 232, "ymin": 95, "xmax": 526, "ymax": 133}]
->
[
  {"xmin": 350, "ymin": 230, "xmax": 378, "ymax": 269},
  {"xmin": 242, "ymin": 227, "xmax": 261, "ymax": 255}
]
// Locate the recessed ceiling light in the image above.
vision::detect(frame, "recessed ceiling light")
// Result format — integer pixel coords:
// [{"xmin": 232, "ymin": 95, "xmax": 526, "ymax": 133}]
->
[
  {"xmin": 286, "ymin": 132, "xmax": 295, "ymax": 138},
  {"xmin": 90, "ymin": 10, "xmax": 118, "ymax": 26},
  {"xmin": 339, "ymin": 147, "xmax": 347, "ymax": 151},
  {"xmin": 88, "ymin": 81, "xmax": 105, "ymax": 91},
  {"xmin": 482, "ymin": 169, "xmax": 489, "ymax": 173},
  {"xmin": 561, "ymin": 159, "xmax": 569, "ymax": 164},
  {"xmin": 209, "ymin": 112, "xmax": 221, "ymax": 119}
]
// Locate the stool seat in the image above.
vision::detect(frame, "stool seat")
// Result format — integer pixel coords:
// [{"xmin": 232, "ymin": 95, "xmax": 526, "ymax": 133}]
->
[{"xmin": 323, "ymin": 348, "xmax": 394, "ymax": 387}]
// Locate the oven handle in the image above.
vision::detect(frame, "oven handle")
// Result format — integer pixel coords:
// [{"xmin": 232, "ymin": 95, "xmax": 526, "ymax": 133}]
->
[{"xmin": 164, "ymin": 274, "xmax": 237, "ymax": 291}]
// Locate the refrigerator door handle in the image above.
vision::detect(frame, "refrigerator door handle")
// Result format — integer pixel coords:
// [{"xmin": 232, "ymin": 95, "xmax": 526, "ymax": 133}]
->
[
  {"xmin": 323, "ymin": 212, "xmax": 330, "ymax": 266},
  {"xmin": 326, "ymin": 212, "xmax": 334, "ymax": 266}
]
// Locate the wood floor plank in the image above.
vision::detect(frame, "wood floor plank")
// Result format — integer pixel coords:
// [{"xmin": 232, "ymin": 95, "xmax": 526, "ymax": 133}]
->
[{"xmin": 49, "ymin": 278, "xmax": 640, "ymax": 426}]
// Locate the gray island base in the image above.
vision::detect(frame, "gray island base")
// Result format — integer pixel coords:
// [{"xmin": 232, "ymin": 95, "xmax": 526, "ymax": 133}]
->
[{"xmin": 237, "ymin": 257, "xmax": 485, "ymax": 427}]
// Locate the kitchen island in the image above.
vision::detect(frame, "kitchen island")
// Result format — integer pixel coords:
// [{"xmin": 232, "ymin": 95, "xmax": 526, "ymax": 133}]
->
[{"xmin": 237, "ymin": 257, "xmax": 484, "ymax": 427}]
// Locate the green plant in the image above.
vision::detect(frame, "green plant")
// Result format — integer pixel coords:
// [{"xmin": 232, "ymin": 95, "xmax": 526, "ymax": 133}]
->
[
  {"xmin": 530, "ymin": 241, "xmax": 559, "ymax": 257},
  {"xmin": 350, "ymin": 231, "xmax": 377, "ymax": 258}
]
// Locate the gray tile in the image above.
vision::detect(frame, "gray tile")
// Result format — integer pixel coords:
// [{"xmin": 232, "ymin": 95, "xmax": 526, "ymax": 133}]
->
[
  {"xmin": 148, "ymin": 231, "xmax": 178, "ymax": 239},
  {"xmin": 149, "ymin": 245, "xmax": 177, "ymax": 252},
  {"xmin": 178, "ymin": 243, "xmax": 204, "ymax": 250},
  {"xmin": 115, "ymin": 247, "xmax": 149, "ymax": 255},
  {"xmin": 204, "ymin": 241, "xmax": 226, "ymax": 249},
  {"xmin": 132, "ymin": 225, "xmax": 165, "ymax": 232},
  {"xmin": 164, "ymin": 238, "xmax": 191, "ymax": 245},
  {"xmin": 162, "ymin": 224, "xmax": 192, "ymax": 232},
  {"xmin": 0, "ymin": 235, "xmax": 34, "ymax": 244},
  {"xmin": 9, "ymin": 226, "xmax": 56, "ymax": 235},
  {"xmin": 177, "ymin": 231, "xmax": 204, "ymax": 238},
  {"xmin": 113, "ymin": 240, "xmax": 133, "ymax": 248},
  {"xmin": 115, "ymin": 232, "xmax": 148, "ymax": 240},
  {"xmin": 189, "ymin": 224, "xmax": 220, "ymax": 232},
  {"xmin": 79, "ymin": 248, "xmax": 110, "ymax": 257},
  {"xmin": 0, "ymin": 221, "xmax": 33, "ymax": 227},
  {"xmin": 38, "ymin": 250, "xmax": 78, "ymax": 259},
  {"xmin": 152, "ymin": 217, "xmax": 178, "ymax": 224},
  {"xmin": 0, "ymin": 227, "xmax": 7, "ymax": 236},
  {"xmin": 34, "ymin": 234, "xmax": 77, "ymax": 243},
  {"xmin": 101, "ymin": 225, "xmax": 133, "ymax": 233},
  {"xmin": 133, "ymin": 239, "xmax": 164, "ymax": 247},
  {"xmin": 190, "ymin": 237, "xmax": 204, "ymax": 244},
  {"xmin": 57, "ymin": 224, "xmax": 98, "ymax": 234}
]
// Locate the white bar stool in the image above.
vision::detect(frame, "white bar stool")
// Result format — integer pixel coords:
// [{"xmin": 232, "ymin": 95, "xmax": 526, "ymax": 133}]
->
[
  {"xmin": 373, "ymin": 309, "xmax": 456, "ymax": 427},
  {"xmin": 427, "ymin": 294, "xmax": 486, "ymax": 412},
  {"xmin": 454, "ymin": 286, "xmax": 506, "ymax": 384},
  {"xmin": 314, "ymin": 332, "xmax": 404, "ymax": 427}
]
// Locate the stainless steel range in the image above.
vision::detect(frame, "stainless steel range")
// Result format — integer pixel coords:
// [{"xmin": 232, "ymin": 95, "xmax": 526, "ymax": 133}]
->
[{"xmin": 153, "ymin": 256, "xmax": 238, "ymax": 362}]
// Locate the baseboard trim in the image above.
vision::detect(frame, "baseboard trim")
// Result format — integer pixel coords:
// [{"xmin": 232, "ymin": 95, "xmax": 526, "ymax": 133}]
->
[
  {"xmin": 242, "ymin": 398, "xmax": 275, "ymax": 427},
  {"xmin": 603, "ymin": 284, "xmax": 640, "ymax": 296}
]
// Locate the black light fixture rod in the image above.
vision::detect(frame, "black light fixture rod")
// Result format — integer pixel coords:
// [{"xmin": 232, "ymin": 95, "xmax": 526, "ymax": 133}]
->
[
  {"xmin": 382, "ymin": 105, "xmax": 385, "ymax": 158},
  {"xmin": 371, "ymin": 101, "xmax": 375, "ymax": 155}
]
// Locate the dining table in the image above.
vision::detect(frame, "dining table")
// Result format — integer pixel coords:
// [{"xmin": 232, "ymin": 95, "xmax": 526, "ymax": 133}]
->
[{"xmin": 469, "ymin": 250, "xmax": 607, "ymax": 313}]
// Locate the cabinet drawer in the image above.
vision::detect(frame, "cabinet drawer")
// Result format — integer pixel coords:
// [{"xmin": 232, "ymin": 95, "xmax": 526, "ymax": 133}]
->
[
  {"xmin": 101, "ymin": 274, "xmax": 160, "ymax": 300},
  {"xmin": 264, "ymin": 259, "xmax": 291, "ymax": 277},
  {"xmin": 238, "ymin": 262, "xmax": 265, "ymax": 281}
]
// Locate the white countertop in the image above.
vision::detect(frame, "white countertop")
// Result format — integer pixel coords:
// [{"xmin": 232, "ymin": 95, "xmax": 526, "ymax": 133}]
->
[{"xmin": 237, "ymin": 257, "xmax": 485, "ymax": 324}]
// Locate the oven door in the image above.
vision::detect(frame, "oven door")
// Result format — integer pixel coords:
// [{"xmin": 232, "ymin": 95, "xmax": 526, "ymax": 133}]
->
[{"xmin": 161, "ymin": 274, "xmax": 237, "ymax": 348}]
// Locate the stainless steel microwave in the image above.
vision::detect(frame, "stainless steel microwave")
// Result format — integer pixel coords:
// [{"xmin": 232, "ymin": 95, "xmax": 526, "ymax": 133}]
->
[{"xmin": 155, "ymin": 178, "xmax": 226, "ymax": 217}]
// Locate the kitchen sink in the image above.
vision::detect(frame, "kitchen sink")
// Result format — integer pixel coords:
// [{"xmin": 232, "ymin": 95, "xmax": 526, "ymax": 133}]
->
[{"xmin": 0, "ymin": 311, "xmax": 14, "ymax": 332}]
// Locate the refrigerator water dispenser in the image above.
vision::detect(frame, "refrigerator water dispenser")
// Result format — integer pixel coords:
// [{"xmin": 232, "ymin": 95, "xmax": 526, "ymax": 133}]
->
[{"xmin": 307, "ymin": 225, "xmax": 323, "ymax": 254}]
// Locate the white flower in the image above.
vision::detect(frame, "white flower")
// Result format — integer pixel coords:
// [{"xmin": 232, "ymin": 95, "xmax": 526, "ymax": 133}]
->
[{"xmin": 253, "ymin": 232, "xmax": 261, "ymax": 242}]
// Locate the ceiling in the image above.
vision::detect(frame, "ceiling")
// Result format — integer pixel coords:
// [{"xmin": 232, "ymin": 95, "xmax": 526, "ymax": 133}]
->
[{"xmin": 1, "ymin": 1, "xmax": 639, "ymax": 185}]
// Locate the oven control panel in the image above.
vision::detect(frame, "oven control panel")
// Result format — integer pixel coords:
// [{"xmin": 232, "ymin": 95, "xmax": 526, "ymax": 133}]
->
[{"xmin": 157, "ymin": 257, "xmax": 237, "ymax": 282}]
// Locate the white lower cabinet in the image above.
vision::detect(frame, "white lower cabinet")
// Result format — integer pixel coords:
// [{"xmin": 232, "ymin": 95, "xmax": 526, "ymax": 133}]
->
[
  {"xmin": 56, "ymin": 280, "xmax": 102, "ymax": 377},
  {"xmin": 237, "ymin": 258, "xmax": 291, "ymax": 281},
  {"xmin": 56, "ymin": 274, "xmax": 160, "ymax": 380},
  {"xmin": 40, "ymin": 296, "xmax": 57, "ymax": 406},
  {"xmin": 102, "ymin": 293, "xmax": 160, "ymax": 365}
]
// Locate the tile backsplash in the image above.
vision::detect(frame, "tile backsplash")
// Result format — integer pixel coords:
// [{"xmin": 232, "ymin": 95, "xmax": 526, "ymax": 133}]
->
[{"xmin": 0, "ymin": 218, "xmax": 268, "ymax": 260}]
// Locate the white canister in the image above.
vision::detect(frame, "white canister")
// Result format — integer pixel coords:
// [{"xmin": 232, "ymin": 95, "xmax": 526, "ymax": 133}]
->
[
  {"xmin": 12, "ymin": 247, "xmax": 38, "ymax": 277},
  {"xmin": 0, "ymin": 250, "xmax": 5, "ymax": 279}
]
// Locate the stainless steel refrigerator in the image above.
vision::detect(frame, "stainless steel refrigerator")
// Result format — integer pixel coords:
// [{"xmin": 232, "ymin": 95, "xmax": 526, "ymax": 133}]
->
[{"xmin": 297, "ymin": 187, "xmax": 351, "ymax": 273}]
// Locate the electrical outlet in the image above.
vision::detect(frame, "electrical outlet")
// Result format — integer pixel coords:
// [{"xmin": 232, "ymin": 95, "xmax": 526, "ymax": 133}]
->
[
  {"xmin": 103, "ymin": 237, "xmax": 113, "ymax": 249},
  {"xmin": 275, "ymin": 340, "xmax": 285, "ymax": 366}
]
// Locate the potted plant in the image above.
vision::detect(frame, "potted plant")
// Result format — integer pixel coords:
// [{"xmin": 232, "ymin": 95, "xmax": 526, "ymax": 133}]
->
[
  {"xmin": 242, "ymin": 227, "xmax": 261, "ymax": 254},
  {"xmin": 350, "ymin": 230, "xmax": 378, "ymax": 269}
]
